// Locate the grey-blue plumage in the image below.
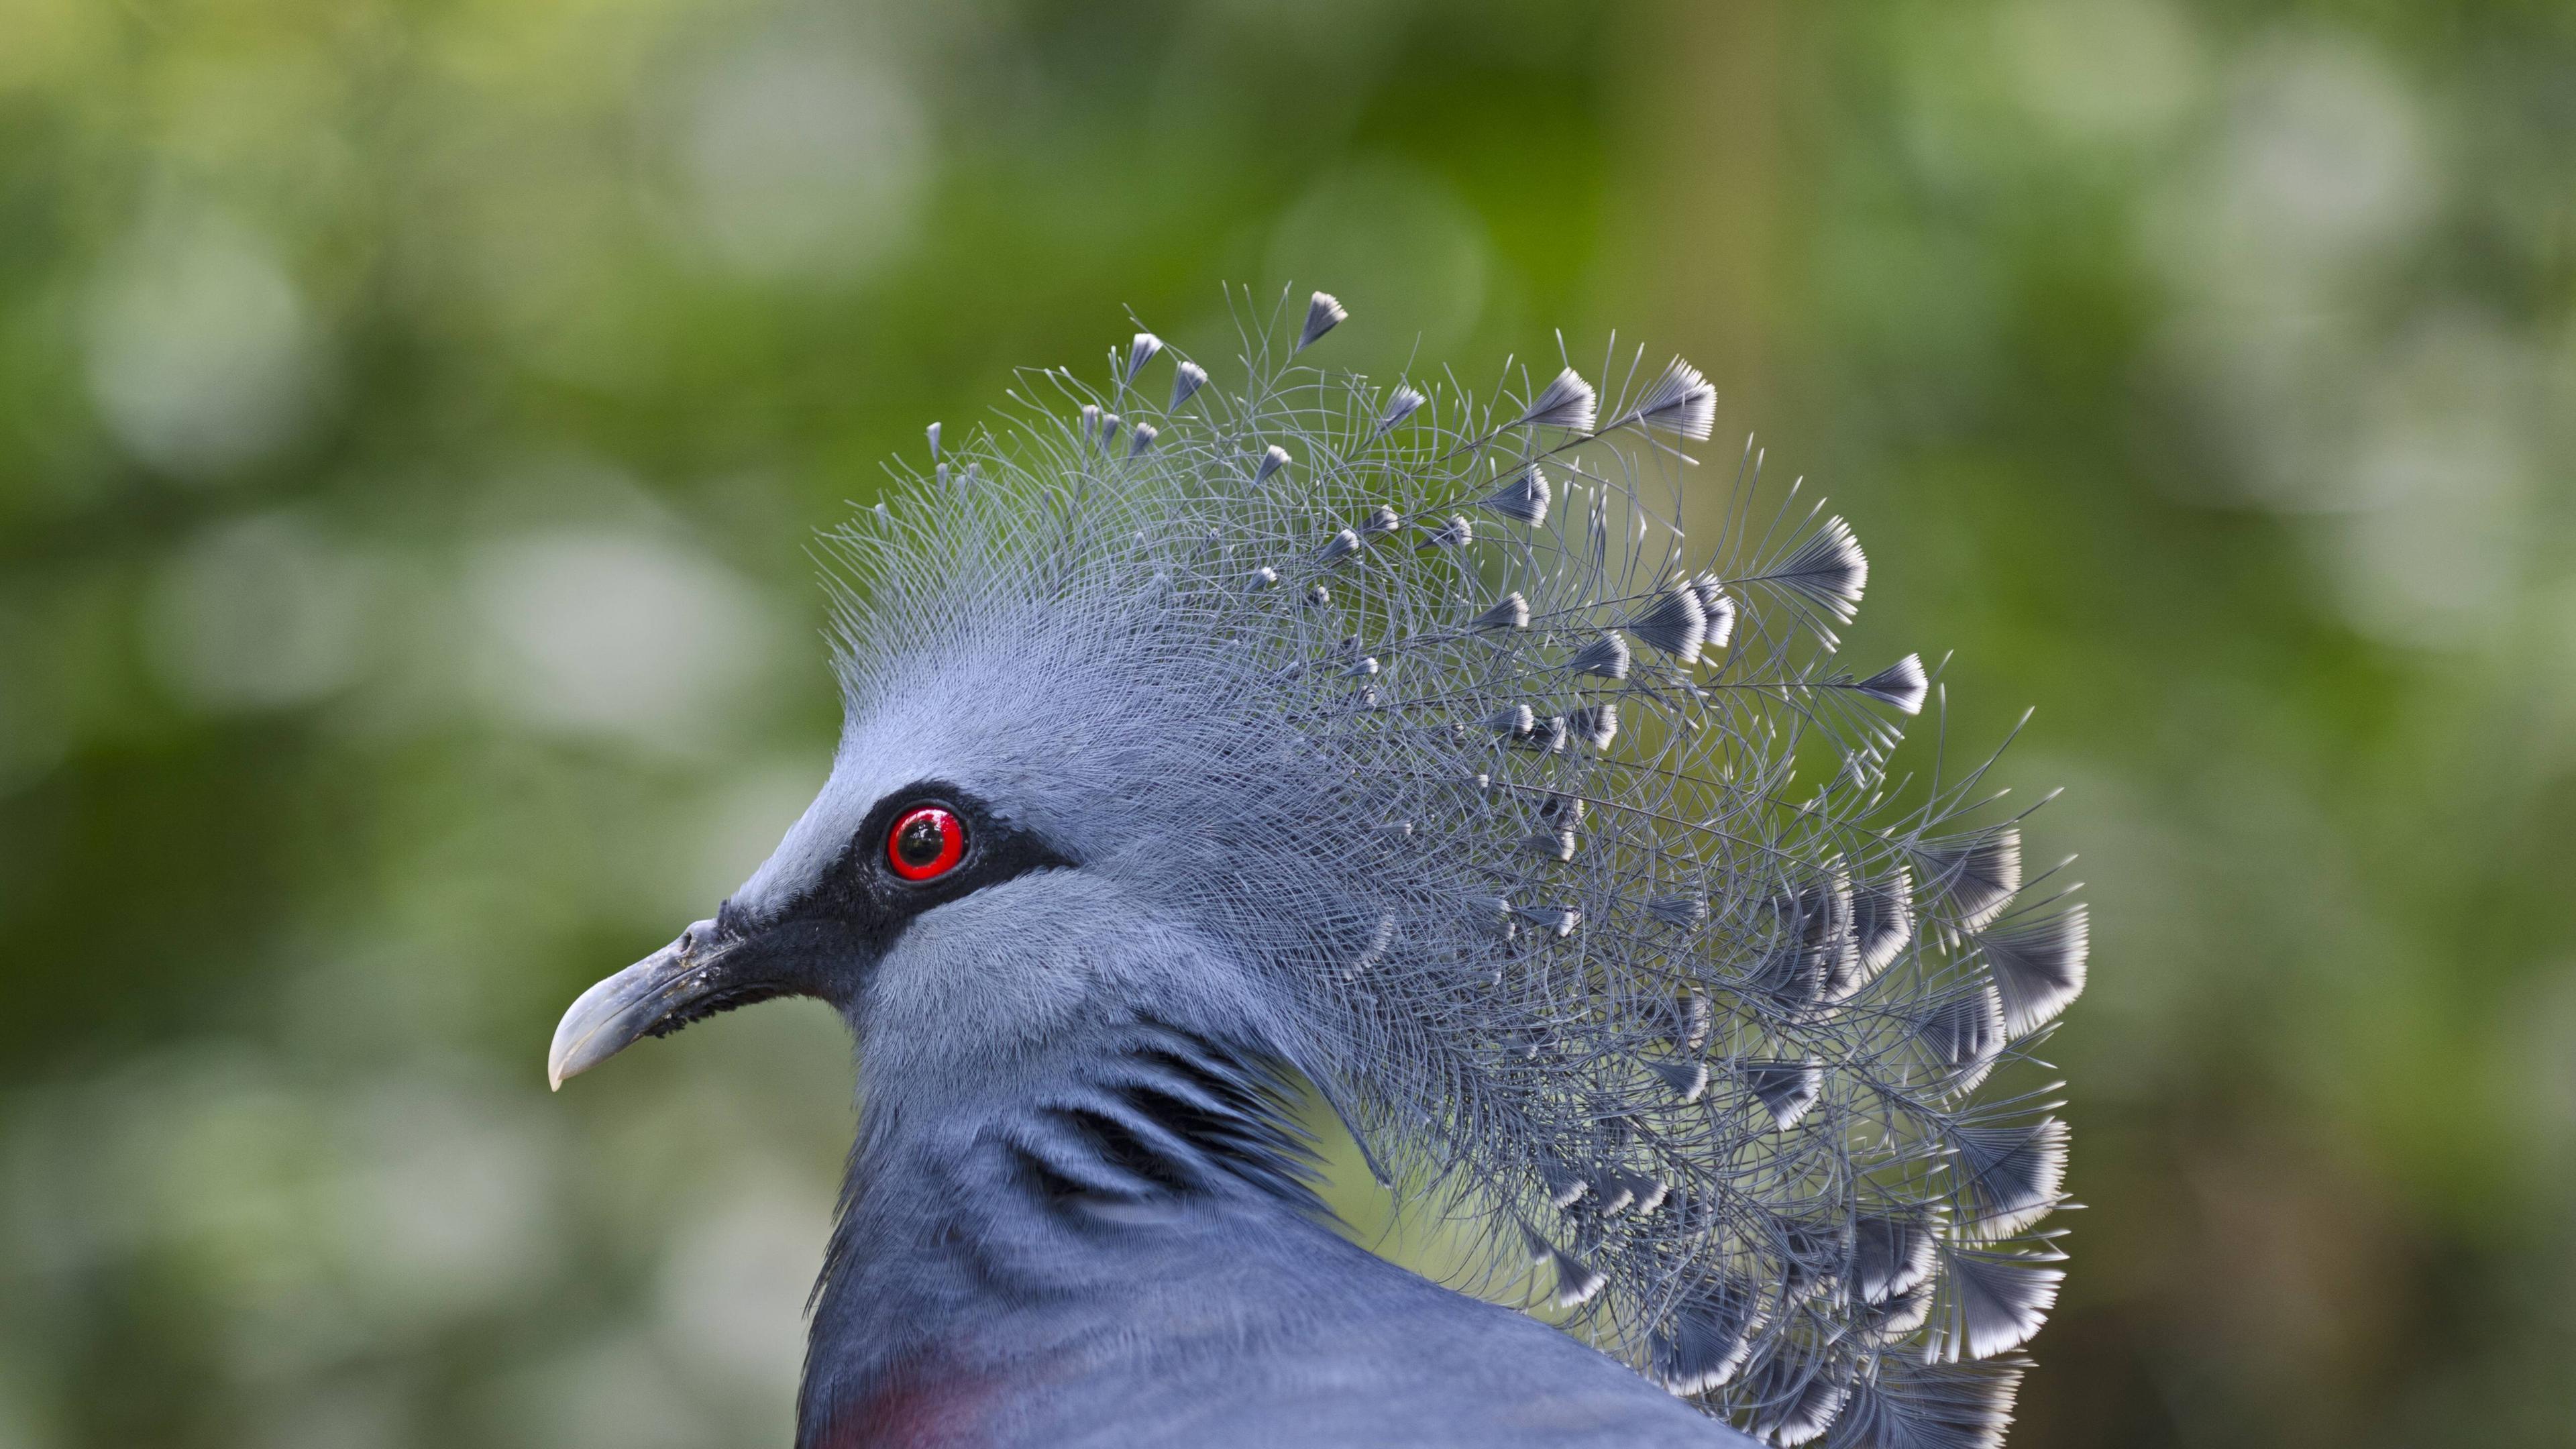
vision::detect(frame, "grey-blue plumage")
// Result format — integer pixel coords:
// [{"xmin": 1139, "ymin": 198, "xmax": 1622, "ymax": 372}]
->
[
  {"xmin": 796, "ymin": 1024, "xmax": 1749, "ymax": 1447},
  {"xmin": 547, "ymin": 289, "xmax": 2085, "ymax": 1449}
]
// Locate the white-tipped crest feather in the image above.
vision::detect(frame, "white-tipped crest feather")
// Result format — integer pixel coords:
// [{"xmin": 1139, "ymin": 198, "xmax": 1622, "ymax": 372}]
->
[
  {"xmin": 1481, "ymin": 465, "xmax": 1551, "ymax": 526},
  {"xmin": 1298, "ymin": 290, "xmax": 1346, "ymax": 350},
  {"xmin": 1126, "ymin": 331, "xmax": 1163, "ymax": 381},
  {"xmin": 1619, "ymin": 358, "xmax": 1717, "ymax": 440},
  {"xmin": 1515, "ymin": 366, "xmax": 1598, "ymax": 432}
]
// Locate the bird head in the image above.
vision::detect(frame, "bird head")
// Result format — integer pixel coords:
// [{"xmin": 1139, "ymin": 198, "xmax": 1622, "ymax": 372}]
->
[
  {"xmin": 544, "ymin": 293, "xmax": 2088, "ymax": 1447},
  {"xmin": 547, "ymin": 567, "xmax": 1340, "ymax": 1100}
]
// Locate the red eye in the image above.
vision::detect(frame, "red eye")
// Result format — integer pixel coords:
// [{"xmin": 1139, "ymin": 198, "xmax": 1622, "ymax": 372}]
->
[{"xmin": 886, "ymin": 804, "xmax": 967, "ymax": 881}]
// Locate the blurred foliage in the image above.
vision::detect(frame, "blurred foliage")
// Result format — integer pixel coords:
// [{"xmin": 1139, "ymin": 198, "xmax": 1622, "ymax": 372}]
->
[{"xmin": 3, "ymin": 1, "xmax": 2573, "ymax": 1446}]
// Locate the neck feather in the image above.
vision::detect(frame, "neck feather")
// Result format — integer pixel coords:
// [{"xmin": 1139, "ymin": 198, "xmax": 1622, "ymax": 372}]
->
[{"xmin": 796, "ymin": 1021, "xmax": 1326, "ymax": 1446}]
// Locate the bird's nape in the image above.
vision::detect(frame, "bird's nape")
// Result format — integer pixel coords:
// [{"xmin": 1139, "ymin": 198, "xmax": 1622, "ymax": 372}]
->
[{"xmin": 545, "ymin": 287, "xmax": 2088, "ymax": 1449}]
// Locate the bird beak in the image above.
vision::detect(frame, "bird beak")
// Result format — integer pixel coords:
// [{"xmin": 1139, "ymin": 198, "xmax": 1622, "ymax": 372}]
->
[{"xmin": 547, "ymin": 919, "xmax": 747, "ymax": 1090}]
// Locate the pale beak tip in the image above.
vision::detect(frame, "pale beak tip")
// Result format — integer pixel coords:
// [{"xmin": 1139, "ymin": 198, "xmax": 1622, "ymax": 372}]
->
[
  {"xmin": 545, "ymin": 934, "xmax": 710, "ymax": 1097},
  {"xmin": 545, "ymin": 1021, "xmax": 595, "ymax": 1093}
]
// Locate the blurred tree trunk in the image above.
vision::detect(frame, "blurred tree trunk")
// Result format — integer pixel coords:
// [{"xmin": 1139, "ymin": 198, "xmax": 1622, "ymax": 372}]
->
[{"xmin": 1603, "ymin": 0, "xmax": 1786, "ymax": 423}]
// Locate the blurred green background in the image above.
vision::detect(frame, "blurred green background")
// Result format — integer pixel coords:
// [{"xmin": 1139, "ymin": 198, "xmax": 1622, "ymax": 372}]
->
[{"xmin": 4, "ymin": 1, "xmax": 2573, "ymax": 1445}]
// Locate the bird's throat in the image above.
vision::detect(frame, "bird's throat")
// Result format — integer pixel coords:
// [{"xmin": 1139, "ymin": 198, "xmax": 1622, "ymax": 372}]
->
[{"xmin": 794, "ymin": 1022, "xmax": 1327, "ymax": 1448}]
